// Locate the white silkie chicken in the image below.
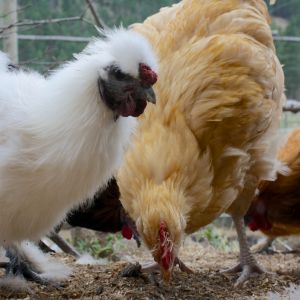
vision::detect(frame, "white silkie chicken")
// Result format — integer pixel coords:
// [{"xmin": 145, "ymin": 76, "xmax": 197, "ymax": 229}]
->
[{"xmin": 0, "ymin": 28, "xmax": 157, "ymax": 284}]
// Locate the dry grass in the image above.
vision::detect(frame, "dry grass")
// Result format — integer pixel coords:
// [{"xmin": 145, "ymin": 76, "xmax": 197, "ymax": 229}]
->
[{"xmin": 1, "ymin": 234, "xmax": 300, "ymax": 300}]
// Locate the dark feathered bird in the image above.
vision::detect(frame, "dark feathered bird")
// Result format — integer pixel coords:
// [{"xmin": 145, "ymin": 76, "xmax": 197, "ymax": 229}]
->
[
  {"xmin": 246, "ymin": 129, "xmax": 300, "ymax": 243},
  {"xmin": 66, "ymin": 177, "xmax": 140, "ymax": 245}
]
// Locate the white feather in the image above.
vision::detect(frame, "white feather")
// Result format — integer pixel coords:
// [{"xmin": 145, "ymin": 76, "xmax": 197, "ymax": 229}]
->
[
  {"xmin": 15, "ymin": 241, "xmax": 71, "ymax": 281},
  {"xmin": 83, "ymin": 28, "xmax": 158, "ymax": 77},
  {"xmin": 0, "ymin": 28, "xmax": 156, "ymax": 246},
  {"xmin": 75, "ymin": 253, "xmax": 107, "ymax": 265}
]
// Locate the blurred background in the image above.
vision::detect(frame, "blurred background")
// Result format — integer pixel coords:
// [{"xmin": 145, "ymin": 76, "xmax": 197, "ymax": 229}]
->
[
  {"xmin": 0, "ymin": 0, "xmax": 300, "ymax": 260},
  {"xmin": 1, "ymin": 1, "xmax": 299, "ymax": 130},
  {"xmin": 0, "ymin": 1, "xmax": 299, "ymax": 129}
]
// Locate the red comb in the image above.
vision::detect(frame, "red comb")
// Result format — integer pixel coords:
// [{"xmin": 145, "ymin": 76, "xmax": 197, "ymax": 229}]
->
[
  {"xmin": 161, "ymin": 250, "xmax": 173, "ymax": 270},
  {"xmin": 248, "ymin": 220, "xmax": 259, "ymax": 231},
  {"xmin": 159, "ymin": 221, "xmax": 168, "ymax": 243},
  {"xmin": 159, "ymin": 222, "xmax": 174, "ymax": 270},
  {"xmin": 139, "ymin": 63, "xmax": 157, "ymax": 86}
]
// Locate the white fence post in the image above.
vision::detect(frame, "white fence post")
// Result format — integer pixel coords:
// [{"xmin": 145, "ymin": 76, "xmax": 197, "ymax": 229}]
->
[{"xmin": 0, "ymin": 0, "xmax": 18, "ymax": 63}]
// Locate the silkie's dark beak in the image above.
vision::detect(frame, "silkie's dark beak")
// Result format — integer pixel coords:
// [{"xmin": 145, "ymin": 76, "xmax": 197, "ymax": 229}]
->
[{"xmin": 145, "ymin": 86, "xmax": 156, "ymax": 104}]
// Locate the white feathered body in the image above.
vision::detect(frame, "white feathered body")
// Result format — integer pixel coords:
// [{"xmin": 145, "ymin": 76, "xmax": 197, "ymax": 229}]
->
[{"xmin": 0, "ymin": 29, "xmax": 157, "ymax": 243}]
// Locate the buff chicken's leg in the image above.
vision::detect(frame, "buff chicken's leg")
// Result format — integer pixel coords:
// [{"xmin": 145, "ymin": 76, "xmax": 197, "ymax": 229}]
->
[
  {"xmin": 142, "ymin": 257, "xmax": 193, "ymax": 274},
  {"xmin": 120, "ymin": 258, "xmax": 193, "ymax": 284},
  {"xmin": 223, "ymin": 215, "xmax": 265, "ymax": 287}
]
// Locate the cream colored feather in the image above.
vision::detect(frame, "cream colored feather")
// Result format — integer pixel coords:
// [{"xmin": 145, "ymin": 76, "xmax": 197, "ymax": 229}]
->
[{"xmin": 119, "ymin": 0, "xmax": 284, "ymax": 271}]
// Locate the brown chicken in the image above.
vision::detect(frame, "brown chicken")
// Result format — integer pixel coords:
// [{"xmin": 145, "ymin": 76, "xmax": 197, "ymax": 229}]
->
[
  {"xmin": 246, "ymin": 129, "xmax": 300, "ymax": 242},
  {"xmin": 118, "ymin": 0, "xmax": 285, "ymax": 286}
]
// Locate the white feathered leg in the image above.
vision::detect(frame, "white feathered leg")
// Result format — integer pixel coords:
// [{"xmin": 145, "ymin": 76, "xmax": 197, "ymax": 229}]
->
[
  {"xmin": 5, "ymin": 245, "xmax": 49, "ymax": 285},
  {"xmin": 4, "ymin": 241, "xmax": 72, "ymax": 285}
]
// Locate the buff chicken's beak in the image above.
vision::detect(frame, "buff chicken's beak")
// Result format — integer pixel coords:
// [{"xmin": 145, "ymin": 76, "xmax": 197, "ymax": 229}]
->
[{"xmin": 161, "ymin": 268, "xmax": 172, "ymax": 283}]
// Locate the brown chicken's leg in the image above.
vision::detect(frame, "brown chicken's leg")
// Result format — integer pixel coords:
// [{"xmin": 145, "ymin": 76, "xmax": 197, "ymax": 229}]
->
[
  {"xmin": 223, "ymin": 215, "xmax": 265, "ymax": 287},
  {"xmin": 250, "ymin": 237, "xmax": 274, "ymax": 253}
]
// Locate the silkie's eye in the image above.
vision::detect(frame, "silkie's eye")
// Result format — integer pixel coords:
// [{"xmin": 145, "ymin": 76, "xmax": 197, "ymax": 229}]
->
[{"xmin": 112, "ymin": 68, "xmax": 126, "ymax": 80}]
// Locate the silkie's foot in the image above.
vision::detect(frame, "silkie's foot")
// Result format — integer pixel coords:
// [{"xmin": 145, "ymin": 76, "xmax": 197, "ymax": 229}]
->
[
  {"xmin": 5, "ymin": 247, "xmax": 52, "ymax": 286},
  {"xmin": 222, "ymin": 262, "xmax": 265, "ymax": 287}
]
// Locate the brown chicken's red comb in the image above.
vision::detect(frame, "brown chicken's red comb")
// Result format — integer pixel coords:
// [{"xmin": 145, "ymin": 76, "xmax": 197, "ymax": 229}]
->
[{"xmin": 139, "ymin": 63, "xmax": 157, "ymax": 86}]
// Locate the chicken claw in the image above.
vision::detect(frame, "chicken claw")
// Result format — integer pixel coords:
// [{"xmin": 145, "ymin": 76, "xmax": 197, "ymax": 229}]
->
[
  {"xmin": 120, "ymin": 262, "xmax": 142, "ymax": 277},
  {"xmin": 141, "ymin": 257, "xmax": 193, "ymax": 274},
  {"xmin": 141, "ymin": 262, "xmax": 160, "ymax": 273},
  {"xmin": 4, "ymin": 245, "xmax": 65, "ymax": 287},
  {"xmin": 174, "ymin": 257, "xmax": 194, "ymax": 274},
  {"xmin": 222, "ymin": 261, "xmax": 265, "ymax": 287},
  {"xmin": 5, "ymin": 247, "xmax": 50, "ymax": 285},
  {"xmin": 224, "ymin": 215, "xmax": 266, "ymax": 287}
]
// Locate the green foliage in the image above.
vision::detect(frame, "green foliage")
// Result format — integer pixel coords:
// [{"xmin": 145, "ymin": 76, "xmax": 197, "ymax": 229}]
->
[
  {"xmin": 17, "ymin": 0, "xmax": 95, "ymax": 72},
  {"xmin": 266, "ymin": 0, "xmax": 300, "ymax": 19},
  {"xmin": 74, "ymin": 233, "xmax": 122, "ymax": 258},
  {"xmin": 193, "ymin": 225, "xmax": 238, "ymax": 252},
  {"xmin": 16, "ymin": 0, "xmax": 179, "ymax": 73},
  {"xmin": 264, "ymin": 0, "xmax": 300, "ymax": 100},
  {"xmin": 97, "ymin": 0, "xmax": 179, "ymax": 27},
  {"xmin": 275, "ymin": 15, "xmax": 300, "ymax": 99}
]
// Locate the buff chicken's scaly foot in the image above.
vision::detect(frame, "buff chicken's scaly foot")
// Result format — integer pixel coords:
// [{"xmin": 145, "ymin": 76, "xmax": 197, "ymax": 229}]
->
[
  {"xmin": 142, "ymin": 257, "xmax": 193, "ymax": 282},
  {"xmin": 222, "ymin": 216, "xmax": 266, "ymax": 287}
]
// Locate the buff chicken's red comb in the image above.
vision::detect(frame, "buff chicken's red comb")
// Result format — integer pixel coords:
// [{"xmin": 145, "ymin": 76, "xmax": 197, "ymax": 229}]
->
[{"xmin": 159, "ymin": 221, "xmax": 173, "ymax": 270}]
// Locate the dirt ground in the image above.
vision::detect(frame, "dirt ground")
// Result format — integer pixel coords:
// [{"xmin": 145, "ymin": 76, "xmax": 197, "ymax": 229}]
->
[{"xmin": 0, "ymin": 235, "xmax": 300, "ymax": 300}]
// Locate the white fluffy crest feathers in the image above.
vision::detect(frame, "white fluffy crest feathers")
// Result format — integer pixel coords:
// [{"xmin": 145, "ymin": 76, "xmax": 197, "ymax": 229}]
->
[{"xmin": 80, "ymin": 28, "xmax": 158, "ymax": 78}]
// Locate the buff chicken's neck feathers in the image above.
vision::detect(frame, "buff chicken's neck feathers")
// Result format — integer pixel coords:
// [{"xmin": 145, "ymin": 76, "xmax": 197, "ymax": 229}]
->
[{"xmin": 119, "ymin": 0, "xmax": 285, "ymax": 283}]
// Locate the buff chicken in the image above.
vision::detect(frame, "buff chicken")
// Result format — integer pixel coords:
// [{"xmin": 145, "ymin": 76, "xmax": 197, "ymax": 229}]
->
[{"xmin": 118, "ymin": 0, "xmax": 285, "ymax": 286}]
